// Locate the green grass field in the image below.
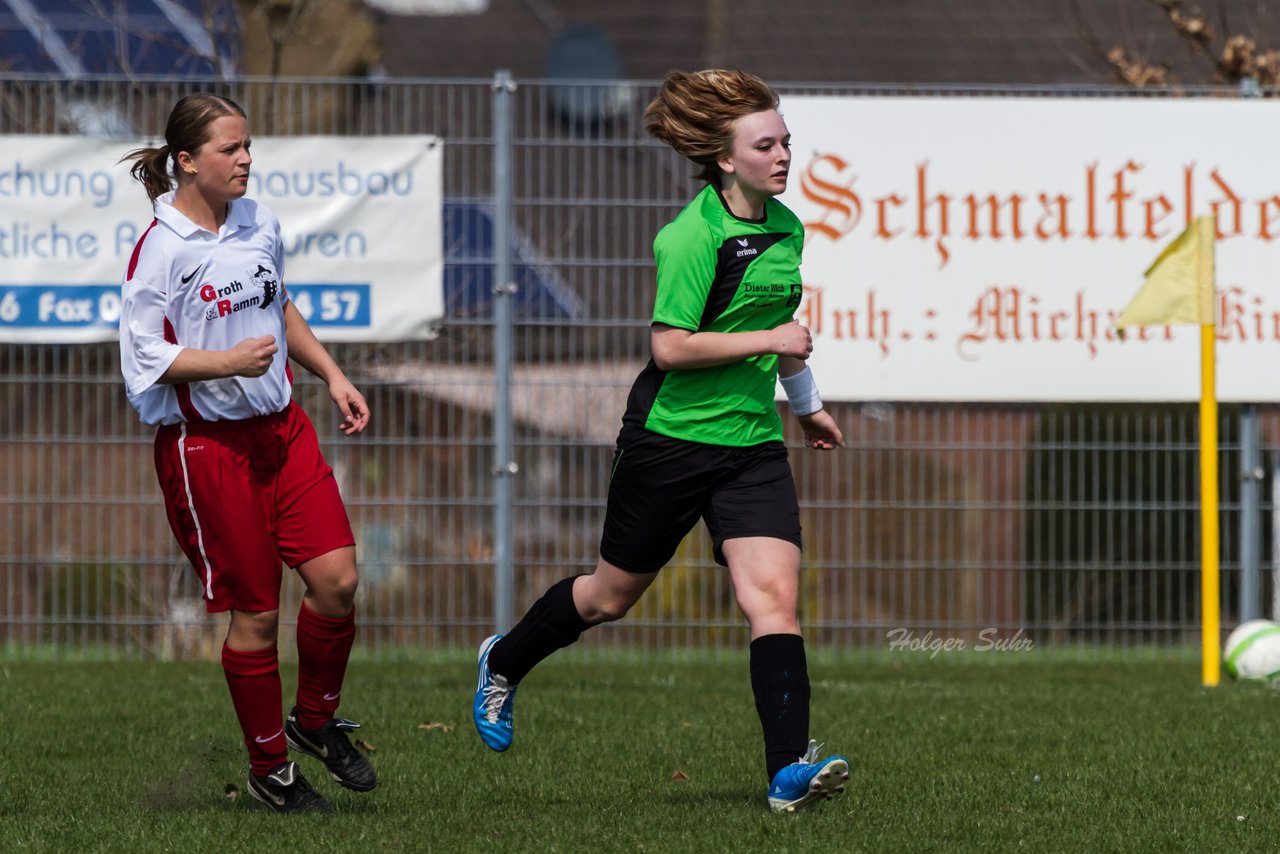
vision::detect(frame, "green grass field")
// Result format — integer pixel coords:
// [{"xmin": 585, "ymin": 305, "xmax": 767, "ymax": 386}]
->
[{"xmin": 4, "ymin": 654, "xmax": 1280, "ymax": 852}]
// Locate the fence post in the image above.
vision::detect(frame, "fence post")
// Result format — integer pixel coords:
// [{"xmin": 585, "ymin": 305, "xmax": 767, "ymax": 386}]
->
[
  {"xmin": 492, "ymin": 69, "xmax": 517, "ymax": 635},
  {"xmin": 1240, "ymin": 405, "xmax": 1262, "ymax": 620},
  {"xmin": 1237, "ymin": 63, "xmax": 1266, "ymax": 624},
  {"xmin": 1273, "ymin": 451, "xmax": 1280, "ymax": 621}
]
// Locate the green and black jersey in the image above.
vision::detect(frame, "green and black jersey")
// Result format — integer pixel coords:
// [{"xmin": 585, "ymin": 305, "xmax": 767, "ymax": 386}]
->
[{"xmin": 622, "ymin": 184, "xmax": 805, "ymax": 446}]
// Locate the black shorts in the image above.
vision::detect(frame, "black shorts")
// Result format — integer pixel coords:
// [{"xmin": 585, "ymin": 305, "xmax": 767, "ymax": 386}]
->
[{"xmin": 599, "ymin": 426, "xmax": 802, "ymax": 573}]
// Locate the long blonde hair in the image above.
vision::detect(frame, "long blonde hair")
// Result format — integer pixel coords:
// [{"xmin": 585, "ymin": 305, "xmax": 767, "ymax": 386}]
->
[
  {"xmin": 120, "ymin": 93, "xmax": 246, "ymax": 202},
  {"xmin": 643, "ymin": 70, "xmax": 779, "ymax": 185}
]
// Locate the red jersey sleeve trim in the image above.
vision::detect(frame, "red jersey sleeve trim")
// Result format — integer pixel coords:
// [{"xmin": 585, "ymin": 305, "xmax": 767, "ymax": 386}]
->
[
  {"xmin": 163, "ymin": 317, "xmax": 205, "ymax": 423},
  {"xmin": 126, "ymin": 218, "xmax": 159, "ymax": 280}
]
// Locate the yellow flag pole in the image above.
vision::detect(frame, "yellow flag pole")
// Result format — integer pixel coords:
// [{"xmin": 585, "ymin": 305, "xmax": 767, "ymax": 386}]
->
[
  {"xmin": 1200, "ymin": 321, "xmax": 1220, "ymax": 687},
  {"xmin": 1115, "ymin": 214, "xmax": 1218, "ymax": 684}
]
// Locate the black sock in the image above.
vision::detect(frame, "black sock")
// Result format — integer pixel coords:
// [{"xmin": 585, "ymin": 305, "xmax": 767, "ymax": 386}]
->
[
  {"xmin": 750, "ymin": 633, "xmax": 811, "ymax": 781},
  {"xmin": 487, "ymin": 575, "xmax": 591, "ymax": 684}
]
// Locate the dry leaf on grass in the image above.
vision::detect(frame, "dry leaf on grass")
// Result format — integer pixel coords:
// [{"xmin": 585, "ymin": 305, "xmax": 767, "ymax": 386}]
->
[
  {"xmin": 671, "ymin": 769, "xmax": 690, "ymax": 782},
  {"xmin": 355, "ymin": 737, "xmax": 376, "ymax": 753},
  {"xmin": 417, "ymin": 720, "xmax": 457, "ymax": 732}
]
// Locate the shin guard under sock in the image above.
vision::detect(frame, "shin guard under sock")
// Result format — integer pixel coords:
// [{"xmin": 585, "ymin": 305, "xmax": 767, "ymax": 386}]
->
[
  {"xmin": 750, "ymin": 633, "xmax": 811, "ymax": 781},
  {"xmin": 487, "ymin": 575, "xmax": 591, "ymax": 684},
  {"xmin": 294, "ymin": 603, "xmax": 356, "ymax": 731},
  {"xmin": 222, "ymin": 643, "xmax": 287, "ymax": 776}
]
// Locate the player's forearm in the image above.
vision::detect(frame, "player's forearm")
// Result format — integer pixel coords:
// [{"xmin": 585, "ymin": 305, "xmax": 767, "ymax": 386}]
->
[
  {"xmin": 777, "ymin": 355, "xmax": 807, "ymax": 378},
  {"xmin": 650, "ymin": 327, "xmax": 775, "ymax": 370},
  {"xmin": 159, "ymin": 347, "xmax": 234, "ymax": 383},
  {"xmin": 284, "ymin": 301, "xmax": 344, "ymax": 384}
]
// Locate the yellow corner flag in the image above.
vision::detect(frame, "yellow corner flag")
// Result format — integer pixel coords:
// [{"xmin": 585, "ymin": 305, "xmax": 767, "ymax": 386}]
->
[
  {"xmin": 1116, "ymin": 215, "xmax": 1216, "ymax": 332},
  {"xmin": 1118, "ymin": 214, "xmax": 1220, "ymax": 687}
]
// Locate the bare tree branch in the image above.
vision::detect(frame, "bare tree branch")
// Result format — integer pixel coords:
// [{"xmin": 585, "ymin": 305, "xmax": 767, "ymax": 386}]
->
[
  {"xmin": 1215, "ymin": 0, "xmax": 1230, "ymax": 48},
  {"xmin": 1067, "ymin": 0, "xmax": 1120, "ymax": 71},
  {"xmin": 1078, "ymin": 0, "xmax": 1280, "ymax": 88},
  {"xmin": 1069, "ymin": 0, "xmax": 1173, "ymax": 86}
]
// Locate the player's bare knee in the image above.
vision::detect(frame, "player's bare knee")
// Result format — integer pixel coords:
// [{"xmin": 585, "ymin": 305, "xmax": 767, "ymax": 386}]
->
[
  {"xmin": 738, "ymin": 594, "xmax": 797, "ymax": 627},
  {"xmin": 230, "ymin": 609, "xmax": 280, "ymax": 646},
  {"xmin": 336, "ymin": 569, "xmax": 359, "ymax": 601},
  {"xmin": 582, "ymin": 596, "xmax": 632, "ymax": 624},
  {"xmin": 601, "ymin": 597, "xmax": 634, "ymax": 622},
  {"xmin": 320, "ymin": 571, "xmax": 358, "ymax": 609}
]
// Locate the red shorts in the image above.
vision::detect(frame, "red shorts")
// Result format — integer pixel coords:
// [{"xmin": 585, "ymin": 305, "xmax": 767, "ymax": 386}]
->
[{"xmin": 154, "ymin": 402, "xmax": 355, "ymax": 613}]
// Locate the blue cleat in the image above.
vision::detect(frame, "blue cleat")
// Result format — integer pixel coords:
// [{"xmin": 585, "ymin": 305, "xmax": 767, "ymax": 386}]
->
[
  {"xmin": 473, "ymin": 634, "xmax": 517, "ymax": 752},
  {"xmin": 767, "ymin": 740, "xmax": 850, "ymax": 813}
]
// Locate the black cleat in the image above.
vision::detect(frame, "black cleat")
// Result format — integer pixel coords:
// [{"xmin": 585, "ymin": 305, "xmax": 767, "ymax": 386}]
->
[
  {"xmin": 246, "ymin": 761, "xmax": 333, "ymax": 814},
  {"xmin": 284, "ymin": 706, "xmax": 378, "ymax": 792}
]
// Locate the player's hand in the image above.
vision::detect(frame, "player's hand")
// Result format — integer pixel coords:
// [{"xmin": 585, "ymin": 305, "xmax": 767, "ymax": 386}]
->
[
  {"xmin": 227, "ymin": 335, "xmax": 277, "ymax": 377},
  {"xmin": 798, "ymin": 409, "xmax": 844, "ymax": 450},
  {"xmin": 771, "ymin": 321, "xmax": 813, "ymax": 359},
  {"xmin": 329, "ymin": 378, "xmax": 370, "ymax": 435}
]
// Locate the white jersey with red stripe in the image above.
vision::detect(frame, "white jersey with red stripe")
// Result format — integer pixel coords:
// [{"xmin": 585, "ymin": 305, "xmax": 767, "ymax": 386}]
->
[{"xmin": 120, "ymin": 192, "xmax": 292, "ymax": 426}]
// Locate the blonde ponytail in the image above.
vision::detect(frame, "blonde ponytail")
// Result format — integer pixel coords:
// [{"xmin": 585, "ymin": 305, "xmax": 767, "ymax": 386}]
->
[{"xmin": 121, "ymin": 144, "xmax": 173, "ymax": 202}]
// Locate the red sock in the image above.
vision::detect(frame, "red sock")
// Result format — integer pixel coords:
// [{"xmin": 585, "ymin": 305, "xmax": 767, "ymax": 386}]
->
[
  {"xmin": 295, "ymin": 603, "xmax": 356, "ymax": 731},
  {"xmin": 221, "ymin": 644, "xmax": 286, "ymax": 776}
]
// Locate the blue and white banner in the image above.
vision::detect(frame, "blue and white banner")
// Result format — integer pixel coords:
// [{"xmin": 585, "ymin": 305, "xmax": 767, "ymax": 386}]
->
[{"xmin": 0, "ymin": 135, "xmax": 443, "ymax": 343}]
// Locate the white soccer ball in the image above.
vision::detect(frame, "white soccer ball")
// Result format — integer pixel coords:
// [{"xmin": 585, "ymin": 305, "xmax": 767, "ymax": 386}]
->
[{"xmin": 1224, "ymin": 619, "xmax": 1280, "ymax": 681}]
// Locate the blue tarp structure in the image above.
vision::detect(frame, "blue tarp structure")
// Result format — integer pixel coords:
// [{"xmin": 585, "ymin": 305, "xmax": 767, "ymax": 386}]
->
[
  {"xmin": 442, "ymin": 201, "xmax": 584, "ymax": 320},
  {"xmin": 0, "ymin": 0, "xmax": 238, "ymax": 77}
]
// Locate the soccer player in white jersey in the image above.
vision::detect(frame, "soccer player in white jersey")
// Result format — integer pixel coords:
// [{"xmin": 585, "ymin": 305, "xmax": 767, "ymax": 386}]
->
[{"xmin": 119, "ymin": 93, "xmax": 374, "ymax": 813}]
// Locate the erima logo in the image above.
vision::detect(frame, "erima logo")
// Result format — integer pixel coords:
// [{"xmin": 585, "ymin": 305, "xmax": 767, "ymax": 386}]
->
[
  {"xmin": 736, "ymin": 238, "xmax": 749, "ymax": 247},
  {"xmin": 736, "ymin": 247, "xmax": 758, "ymax": 258}
]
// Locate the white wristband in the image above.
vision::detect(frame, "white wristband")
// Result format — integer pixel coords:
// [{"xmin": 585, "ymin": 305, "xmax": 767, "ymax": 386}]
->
[{"xmin": 779, "ymin": 365, "xmax": 823, "ymax": 416}]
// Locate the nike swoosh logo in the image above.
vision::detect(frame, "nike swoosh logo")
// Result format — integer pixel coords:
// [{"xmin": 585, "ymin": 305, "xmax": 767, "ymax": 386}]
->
[
  {"xmin": 323, "ymin": 691, "xmax": 341, "ymax": 701},
  {"xmin": 254, "ymin": 727, "xmax": 284, "ymax": 744},
  {"xmin": 180, "ymin": 264, "xmax": 202, "ymax": 284},
  {"xmin": 265, "ymin": 790, "xmax": 285, "ymax": 806}
]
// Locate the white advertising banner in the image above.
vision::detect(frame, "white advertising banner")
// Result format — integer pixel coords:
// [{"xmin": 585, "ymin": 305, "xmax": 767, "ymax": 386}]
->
[
  {"xmin": 779, "ymin": 97, "xmax": 1280, "ymax": 401},
  {"xmin": 0, "ymin": 135, "xmax": 442, "ymax": 343}
]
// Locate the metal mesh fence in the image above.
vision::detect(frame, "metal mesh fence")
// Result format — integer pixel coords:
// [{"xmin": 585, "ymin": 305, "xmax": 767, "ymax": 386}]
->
[{"xmin": 1, "ymin": 74, "xmax": 1275, "ymax": 661}]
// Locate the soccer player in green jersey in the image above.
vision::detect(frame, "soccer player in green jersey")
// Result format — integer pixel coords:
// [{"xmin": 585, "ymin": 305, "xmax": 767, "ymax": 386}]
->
[{"xmin": 473, "ymin": 69, "xmax": 849, "ymax": 813}]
